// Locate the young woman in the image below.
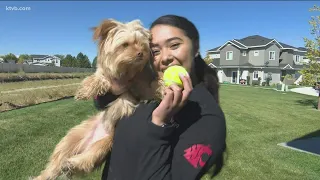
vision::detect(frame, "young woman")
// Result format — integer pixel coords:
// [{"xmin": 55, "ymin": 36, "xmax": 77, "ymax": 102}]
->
[{"xmin": 99, "ymin": 15, "xmax": 227, "ymax": 180}]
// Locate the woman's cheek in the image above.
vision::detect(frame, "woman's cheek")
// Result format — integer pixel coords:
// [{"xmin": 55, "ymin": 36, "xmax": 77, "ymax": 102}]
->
[{"xmin": 153, "ymin": 57, "xmax": 160, "ymax": 71}]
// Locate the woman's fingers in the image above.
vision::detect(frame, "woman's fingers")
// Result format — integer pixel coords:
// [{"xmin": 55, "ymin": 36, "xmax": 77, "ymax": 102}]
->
[
  {"xmin": 160, "ymin": 87, "xmax": 174, "ymax": 108},
  {"xmin": 179, "ymin": 74, "xmax": 193, "ymax": 103},
  {"xmin": 178, "ymin": 73, "xmax": 192, "ymax": 91},
  {"xmin": 169, "ymin": 84, "xmax": 183, "ymax": 108}
]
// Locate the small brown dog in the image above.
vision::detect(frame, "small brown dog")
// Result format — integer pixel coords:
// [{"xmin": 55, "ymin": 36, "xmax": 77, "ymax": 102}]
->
[{"xmin": 32, "ymin": 19, "xmax": 163, "ymax": 180}]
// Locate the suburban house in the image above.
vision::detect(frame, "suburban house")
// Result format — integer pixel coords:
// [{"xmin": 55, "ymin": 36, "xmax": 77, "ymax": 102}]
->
[
  {"xmin": 25, "ymin": 55, "xmax": 61, "ymax": 67},
  {"xmin": 207, "ymin": 35, "xmax": 309, "ymax": 85}
]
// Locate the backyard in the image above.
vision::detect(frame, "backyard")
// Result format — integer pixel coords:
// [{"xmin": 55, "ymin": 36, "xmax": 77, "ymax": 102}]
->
[{"xmin": 0, "ymin": 85, "xmax": 319, "ymax": 180}]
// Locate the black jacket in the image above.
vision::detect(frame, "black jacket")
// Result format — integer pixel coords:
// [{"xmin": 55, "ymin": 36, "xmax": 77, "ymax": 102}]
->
[{"xmin": 101, "ymin": 83, "xmax": 226, "ymax": 180}]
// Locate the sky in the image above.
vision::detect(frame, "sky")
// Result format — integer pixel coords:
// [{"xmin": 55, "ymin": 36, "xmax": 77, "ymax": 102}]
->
[{"xmin": 0, "ymin": 1, "xmax": 318, "ymax": 62}]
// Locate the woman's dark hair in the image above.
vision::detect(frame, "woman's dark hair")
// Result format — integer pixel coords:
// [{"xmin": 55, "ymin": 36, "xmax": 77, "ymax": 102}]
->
[{"xmin": 150, "ymin": 15, "xmax": 220, "ymax": 104}]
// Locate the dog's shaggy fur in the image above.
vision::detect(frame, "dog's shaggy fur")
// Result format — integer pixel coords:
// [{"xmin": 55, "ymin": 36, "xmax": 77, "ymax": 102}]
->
[{"xmin": 32, "ymin": 19, "xmax": 163, "ymax": 180}]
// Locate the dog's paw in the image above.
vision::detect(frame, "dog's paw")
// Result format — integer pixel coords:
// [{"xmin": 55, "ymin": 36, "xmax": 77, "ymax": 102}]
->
[
  {"xmin": 61, "ymin": 160, "xmax": 75, "ymax": 175},
  {"xmin": 28, "ymin": 176, "xmax": 49, "ymax": 180},
  {"xmin": 28, "ymin": 176, "xmax": 36, "ymax": 180},
  {"xmin": 66, "ymin": 156, "xmax": 95, "ymax": 173}
]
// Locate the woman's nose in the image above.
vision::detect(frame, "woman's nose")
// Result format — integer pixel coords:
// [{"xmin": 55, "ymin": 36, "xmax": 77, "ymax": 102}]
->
[{"xmin": 161, "ymin": 51, "xmax": 174, "ymax": 66}]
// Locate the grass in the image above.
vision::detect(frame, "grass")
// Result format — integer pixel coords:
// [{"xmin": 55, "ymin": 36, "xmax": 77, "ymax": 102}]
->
[
  {"xmin": 0, "ymin": 78, "xmax": 82, "ymax": 91},
  {"xmin": 0, "ymin": 85, "xmax": 319, "ymax": 180},
  {"xmin": 0, "ymin": 72, "xmax": 92, "ymax": 83},
  {"xmin": 0, "ymin": 79, "xmax": 83, "ymax": 112}
]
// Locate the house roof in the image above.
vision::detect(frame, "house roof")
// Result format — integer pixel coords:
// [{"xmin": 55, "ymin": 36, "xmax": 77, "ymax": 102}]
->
[
  {"xmin": 208, "ymin": 35, "xmax": 307, "ymax": 52},
  {"xmin": 211, "ymin": 58, "xmax": 220, "ymax": 66},
  {"xmin": 231, "ymin": 40, "xmax": 247, "ymax": 48},
  {"xmin": 279, "ymin": 42, "xmax": 296, "ymax": 49},
  {"xmin": 297, "ymin": 47, "xmax": 308, "ymax": 51},
  {"xmin": 240, "ymin": 62, "xmax": 253, "ymax": 66},
  {"xmin": 208, "ymin": 46, "xmax": 220, "ymax": 52},
  {"xmin": 30, "ymin": 55, "xmax": 49, "ymax": 59},
  {"xmin": 234, "ymin": 35, "xmax": 273, "ymax": 47}
]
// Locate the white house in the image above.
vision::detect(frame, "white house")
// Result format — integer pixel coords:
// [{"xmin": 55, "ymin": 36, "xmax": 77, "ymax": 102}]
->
[{"xmin": 28, "ymin": 55, "xmax": 61, "ymax": 67}]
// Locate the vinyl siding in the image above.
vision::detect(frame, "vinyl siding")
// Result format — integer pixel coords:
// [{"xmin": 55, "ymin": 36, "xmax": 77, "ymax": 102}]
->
[{"xmin": 220, "ymin": 44, "xmax": 241, "ymax": 66}]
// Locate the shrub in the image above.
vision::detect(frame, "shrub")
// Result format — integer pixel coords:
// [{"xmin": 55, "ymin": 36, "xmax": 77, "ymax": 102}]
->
[
  {"xmin": 246, "ymin": 76, "xmax": 250, "ymax": 85},
  {"xmin": 266, "ymin": 72, "xmax": 272, "ymax": 86},
  {"xmin": 262, "ymin": 82, "xmax": 266, "ymax": 86},
  {"xmin": 252, "ymin": 80, "xmax": 260, "ymax": 86}
]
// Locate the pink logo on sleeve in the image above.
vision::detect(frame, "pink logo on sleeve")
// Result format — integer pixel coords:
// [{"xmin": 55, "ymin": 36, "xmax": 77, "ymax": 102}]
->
[{"xmin": 183, "ymin": 144, "xmax": 212, "ymax": 168}]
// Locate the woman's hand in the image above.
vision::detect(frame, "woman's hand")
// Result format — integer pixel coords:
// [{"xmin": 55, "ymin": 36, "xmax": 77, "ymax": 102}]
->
[{"xmin": 152, "ymin": 73, "xmax": 193, "ymax": 126}]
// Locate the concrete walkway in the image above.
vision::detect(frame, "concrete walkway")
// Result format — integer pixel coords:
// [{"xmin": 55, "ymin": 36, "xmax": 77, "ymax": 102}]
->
[{"xmin": 290, "ymin": 87, "xmax": 319, "ymax": 97}]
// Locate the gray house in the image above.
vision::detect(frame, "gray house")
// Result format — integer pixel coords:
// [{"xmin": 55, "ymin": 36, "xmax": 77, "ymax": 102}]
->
[{"xmin": 207, "ymin": 35, "xmax": 308, "ymax": 85}]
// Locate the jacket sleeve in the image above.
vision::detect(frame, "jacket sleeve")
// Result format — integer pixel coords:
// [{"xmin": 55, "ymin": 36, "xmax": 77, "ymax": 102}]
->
[
  {"xmin": 133, "ymin": 102, "xmax": 176, "ymax": 180},
  {"xmin": 171, "ymin": 83, "xmax": 227, "ymax": 180},
  {"xmin": 93, "ymin": 93, "xmax": 119, "ymax": 110},
  {"xmin": 101, "ymin": 102, "xmax": 176, "ymax": 180}
]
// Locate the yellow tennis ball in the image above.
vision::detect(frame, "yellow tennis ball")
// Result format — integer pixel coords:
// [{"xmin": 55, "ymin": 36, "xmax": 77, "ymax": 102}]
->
[{"xmin": 163, "ymin": 65, "xmax": 188, "ymax": 88}]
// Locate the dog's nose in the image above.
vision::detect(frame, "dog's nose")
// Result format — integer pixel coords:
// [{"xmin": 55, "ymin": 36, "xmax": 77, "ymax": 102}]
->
[{"xmin": 137, "ymin": 52, "xmax": 143, "ymax": 57}]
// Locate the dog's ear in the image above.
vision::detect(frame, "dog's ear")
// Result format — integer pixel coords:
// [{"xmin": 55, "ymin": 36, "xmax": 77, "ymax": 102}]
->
[
  {"xmin": 91, "ymin": 19, "xmax": 118, "ymax": 42},
  {"xmin": 74, "ymin": 74, "xmax": 111, "ymax": 100}
]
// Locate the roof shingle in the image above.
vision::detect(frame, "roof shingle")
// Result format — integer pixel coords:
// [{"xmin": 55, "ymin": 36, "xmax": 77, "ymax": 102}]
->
[
  {"xmin": 208, "ymin": 35, "xmax": 306, "ymax": 52},
  {"xmin": 235, "ymin": 35, "xmax": 273, "ymax": 46}
]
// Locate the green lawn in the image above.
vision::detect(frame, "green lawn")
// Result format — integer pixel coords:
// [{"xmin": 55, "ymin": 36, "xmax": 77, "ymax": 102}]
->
[{"xmin": 0, "ymin": 85, "xmax": 319, "ymax": 180}]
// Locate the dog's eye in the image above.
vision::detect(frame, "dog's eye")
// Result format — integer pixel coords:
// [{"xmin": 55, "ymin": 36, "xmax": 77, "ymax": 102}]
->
[{"xmin": 122, "ymin": 43, "xmax": 129, "ymax": 48}]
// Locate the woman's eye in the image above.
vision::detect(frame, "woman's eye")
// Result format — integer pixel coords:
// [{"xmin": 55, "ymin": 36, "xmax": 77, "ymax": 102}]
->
[
  {"xmin": 152, "ymin": 50, "xmax": 160, "ymax": 56},
  {"xmin": 170, "ymin": 43, "xmax": 180, "ymax": 49}
]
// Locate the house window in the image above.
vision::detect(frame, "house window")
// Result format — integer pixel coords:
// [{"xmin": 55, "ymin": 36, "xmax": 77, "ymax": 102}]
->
[
  {"xmin": 253, "ymin": 71, "xmax": 259, "ymax": 80},
  {"xmin": 296, "ymin": 55, "xmax": 300, "ymax": 62},
  {"xmin": 254, "ymin": 51, "xmax": 259, "ymax": 56},
  {"xmin": 226, "ymin": 51, "xmax": 233, "ymax": 60},
  {"xmin": 242, "ymin": 51, "xmax": 246, "ymax": 56},
  {"xmin": 269, "ymin": 51, "xmax": 275, "ymax": 60}
]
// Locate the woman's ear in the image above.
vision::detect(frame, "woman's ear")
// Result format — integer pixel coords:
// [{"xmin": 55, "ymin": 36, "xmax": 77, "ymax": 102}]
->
[{"xmin": 193, "ymin": 40, "xmax": 200, "ymax": 57}]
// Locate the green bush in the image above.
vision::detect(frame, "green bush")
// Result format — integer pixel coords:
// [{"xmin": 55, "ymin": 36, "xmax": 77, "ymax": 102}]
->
[
  {"xmin": 252, "ymin": 80, "xmax": 260, "ymax": 86},
  {"xmin": 246, "ymin": 76, "xmax": 250, "ymax": 85},
  {"xmin": 266, "ymin": 73, "xmax": 272, "ymax": 86}
]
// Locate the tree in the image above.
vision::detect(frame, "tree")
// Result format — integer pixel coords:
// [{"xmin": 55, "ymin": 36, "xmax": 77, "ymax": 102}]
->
[
  {"xmin": 83, "ymin": 55, "xmax": 92, "ymax": 68},
  {"xmin": 61, "ymin": 54, "xmax": 75, "ymax": 67},
  {"xmin": 76, "ymin": 52, "xmax": 84, "ymax": 67},
  {"xmin": 92, "ymin": 56, "xmax": 97, "ymax": 68},
  {"xmin": 299, "ymin": 5, "xmax": 320, "ymax": 86},
  {"xmin": 76, "ymin": 52, "xmax": 91, "ymax": 68},
  {"xmin": 203, "ymin": 53, "xmax": 213, "ymax": 65},
  {"xmin": 3, "ymin": 53, "xmax": 18, "ymax": 63},
  {"xmin": 18, "ymin": 54, "xmax": 30, "ymax": 64}
]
